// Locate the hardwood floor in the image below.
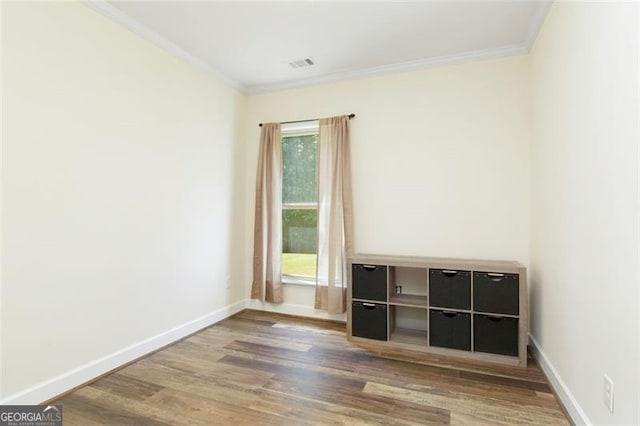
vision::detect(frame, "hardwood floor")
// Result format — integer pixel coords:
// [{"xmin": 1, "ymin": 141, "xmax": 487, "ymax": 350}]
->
[{"xmin": 53, "ymin": 310, "xmax": 570, "ymax": 425}]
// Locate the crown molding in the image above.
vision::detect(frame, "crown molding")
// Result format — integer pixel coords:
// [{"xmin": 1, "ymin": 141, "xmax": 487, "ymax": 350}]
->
[
  {"xmin": 247, "ymin": 1, "xmax": 552, "ymax": 94},
  {"xmin": 82, "ymin": 1, "xmax": 247, "ymax": 93},
  {"xmin": 82, "ymin": 0, "xmax": 551, "ymax": 96},
  {"xmin": 246, "ymin": 43, "xmax": 529, "ymax": 95},
  {"xmin": 523, "ymin": 1, "xmax": 553, "ymax": 53}
]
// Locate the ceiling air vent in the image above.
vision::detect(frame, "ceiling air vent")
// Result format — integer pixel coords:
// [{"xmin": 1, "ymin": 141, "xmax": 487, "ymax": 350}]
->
[{"xmin": 289, "ymin": 58, "xmax": 315, "ymax": 69}]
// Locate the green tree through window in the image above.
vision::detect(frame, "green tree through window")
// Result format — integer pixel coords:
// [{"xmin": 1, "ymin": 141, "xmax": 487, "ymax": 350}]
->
[{"xmin": 282, "ymin": 133, "xmax": 318, "ymax": 278}]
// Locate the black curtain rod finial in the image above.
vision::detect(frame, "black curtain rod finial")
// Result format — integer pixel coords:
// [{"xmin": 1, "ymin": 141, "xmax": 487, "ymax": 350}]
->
[{"xmin": 258, "ymin": 113, "xmax": 355, "ymax": 127}]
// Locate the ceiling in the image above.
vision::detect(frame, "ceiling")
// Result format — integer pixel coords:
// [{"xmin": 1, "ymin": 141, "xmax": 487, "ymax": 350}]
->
[{"xmin": 89, "ymin": 1, "xmax": 551, "ymax": 94}]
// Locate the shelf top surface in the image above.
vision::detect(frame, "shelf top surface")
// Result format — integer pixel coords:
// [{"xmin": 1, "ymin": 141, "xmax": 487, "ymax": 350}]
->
[
  {"xmin": 350, "ymin": 253, "xmax": 525, "ymax": 272},
  {"xmin": 389, "ymin": 294, "xmax": 428, "ymax": 307}
]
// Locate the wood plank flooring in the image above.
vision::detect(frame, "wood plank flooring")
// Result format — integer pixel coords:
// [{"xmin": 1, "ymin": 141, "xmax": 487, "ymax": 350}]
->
[{"xmin": 52, "ymin": 310, "xmax": 570, "ymax": 425}]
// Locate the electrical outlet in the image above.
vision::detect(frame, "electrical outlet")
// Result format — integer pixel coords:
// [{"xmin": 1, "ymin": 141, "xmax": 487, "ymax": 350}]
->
[
  {"xmin": 604, "ymin": 374, "xmax": 614, "ymax": 413},
  {"xmin": 225, "ymin": 276, "xmax": 231, "ymax": 289}
]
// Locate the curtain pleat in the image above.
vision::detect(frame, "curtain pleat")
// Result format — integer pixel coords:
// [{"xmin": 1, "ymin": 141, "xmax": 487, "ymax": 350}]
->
[
  {"xmin": 314, "ymin": 116, "xmax": 354, "ymax": 314},
  {"xmin": 251, "ymin": 123, "xmax": 283, "ymax": 303}
]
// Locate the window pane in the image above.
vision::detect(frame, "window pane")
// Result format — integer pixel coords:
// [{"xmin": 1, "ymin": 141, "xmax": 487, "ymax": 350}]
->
[
  {"xmin": 282, "ymin": 208, "xmax": 317, "ymax": 277},
  {"xmin": 282, "ymin": 135, "xmax": 318, "ymax": 203}
]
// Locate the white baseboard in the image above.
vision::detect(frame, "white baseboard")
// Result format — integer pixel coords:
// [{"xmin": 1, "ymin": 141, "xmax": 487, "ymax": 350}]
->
[
  {"xmin": 0, "ymin": 299, "xmax": 247, "ymax": 405},
  {"xmin": 246, "ymin": 299, "xmax": 346, "ymax": 322},
  {"xmin": 528, "ymin": 333, "xmax": 591, "ymax": 425}
]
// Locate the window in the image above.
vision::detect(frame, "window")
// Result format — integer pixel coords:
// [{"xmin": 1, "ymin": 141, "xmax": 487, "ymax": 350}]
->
[{"xmin": 281, "ymin": 122, "xmax": 319, "ymax": 282}]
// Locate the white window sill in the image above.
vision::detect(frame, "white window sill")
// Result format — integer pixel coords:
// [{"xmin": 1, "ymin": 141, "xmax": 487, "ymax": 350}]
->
[{"xmin": 282, "ymin": 275, "xmax": 316, "ymax": 286}]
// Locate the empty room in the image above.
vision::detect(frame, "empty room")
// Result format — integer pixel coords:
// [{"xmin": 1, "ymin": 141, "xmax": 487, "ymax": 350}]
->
[{"xmin": 1, "ymin": 1, "xmax": 639, "ymax": 425}]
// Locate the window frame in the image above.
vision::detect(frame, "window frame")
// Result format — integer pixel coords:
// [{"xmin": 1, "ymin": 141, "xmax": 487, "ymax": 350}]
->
[{"xmin": 281, "ymin": 121, "xmax": 319, "ymax": 286}]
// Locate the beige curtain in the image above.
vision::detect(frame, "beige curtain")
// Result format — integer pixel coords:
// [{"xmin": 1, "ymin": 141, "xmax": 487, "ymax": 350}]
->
[
  {"xmin": 314, "ymin": 116, "xmax": 354, "ymax": 314},
  {"xmin": 251, "ymin": 123, "xmax": 283, "ymax": 303}
]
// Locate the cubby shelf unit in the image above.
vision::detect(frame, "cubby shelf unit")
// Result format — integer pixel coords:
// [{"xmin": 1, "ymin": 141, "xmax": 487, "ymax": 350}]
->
[{"xmin": 347, "ymin": 254, "xmax": 528, "ymax": 367}]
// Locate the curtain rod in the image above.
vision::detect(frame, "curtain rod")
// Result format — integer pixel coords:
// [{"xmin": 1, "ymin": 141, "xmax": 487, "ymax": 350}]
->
[{"xmin": 258, "ymin": 113, "xmax": 355, "ymax": 127}]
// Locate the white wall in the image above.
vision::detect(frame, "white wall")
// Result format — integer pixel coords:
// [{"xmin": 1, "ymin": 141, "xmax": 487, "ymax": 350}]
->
[
  {"xmin": 5, "ymin": 3, "xmax": 637, "ymax": 421},
  {"xmin": 1, "ymin": 2, "xmax": 246, "ymax": 401},
  {"xmin": 245, "ymin": 56, "xmax": 531, "ymax": 316},
  {"xmin": 530, "ymin": 2, "xmax": 639, "ymax": 424},
  {"xmin": 0, "ymin": 0, "xmax": 4, "ymax": 400}
]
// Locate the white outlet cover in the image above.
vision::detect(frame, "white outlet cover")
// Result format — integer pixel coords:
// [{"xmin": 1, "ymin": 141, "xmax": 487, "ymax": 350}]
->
[{"xmin": 604, "ymin": 374, "xmax": 614, "ymax": 413}]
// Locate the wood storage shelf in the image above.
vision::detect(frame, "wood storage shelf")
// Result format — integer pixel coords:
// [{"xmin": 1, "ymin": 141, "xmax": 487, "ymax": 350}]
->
[{"xmin": 348, "ymin": 254, "xmax": 528, "ymax": 367}]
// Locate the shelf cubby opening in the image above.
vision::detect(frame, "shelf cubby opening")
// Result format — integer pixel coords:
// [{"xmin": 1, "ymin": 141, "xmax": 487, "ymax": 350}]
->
[
  {"xmin": 388, "ymin": 266, "xmax": 427, "ymax": 303},
  {"xmin": 389, "ymin": 305, "xmax": 428, "ymax": 346}
]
